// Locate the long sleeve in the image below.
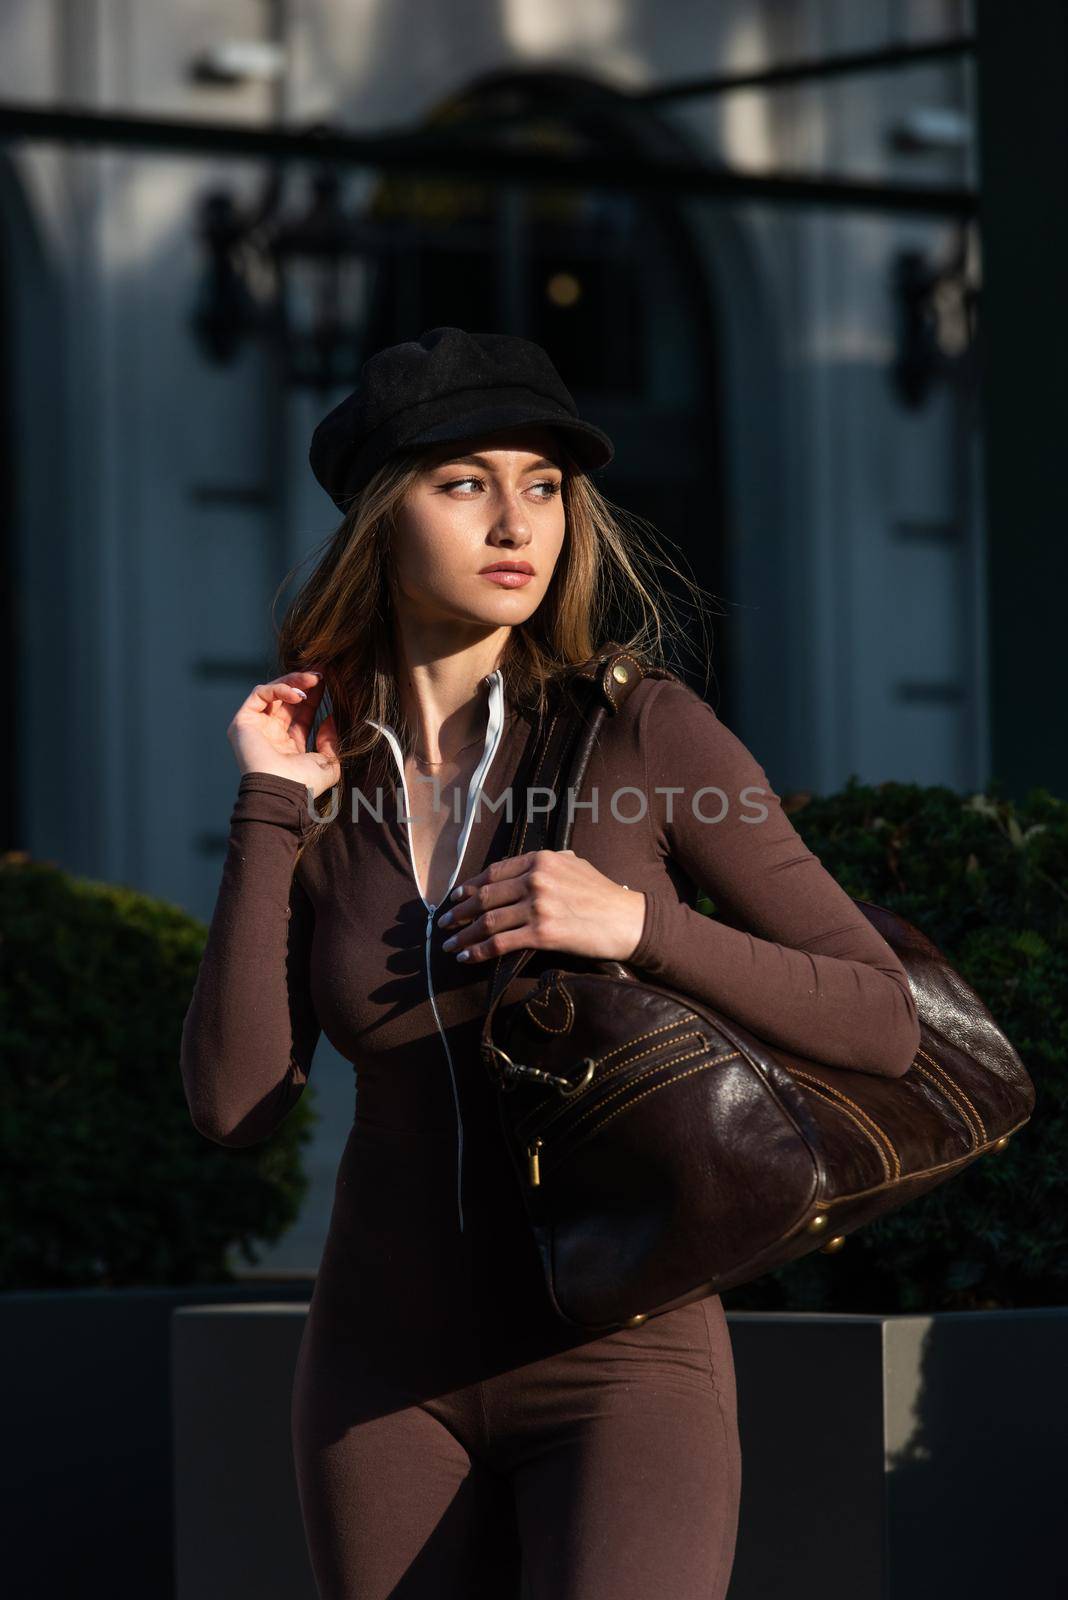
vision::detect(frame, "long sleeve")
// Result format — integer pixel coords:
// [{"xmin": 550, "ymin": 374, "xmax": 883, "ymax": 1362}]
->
[
  {"xmin": 628, "ymin": 679, "xmax": 920, "ymax": 1077},
  {"xmin": 180, "ymin": 772, "xmax": 322, "ymax": 1146}
]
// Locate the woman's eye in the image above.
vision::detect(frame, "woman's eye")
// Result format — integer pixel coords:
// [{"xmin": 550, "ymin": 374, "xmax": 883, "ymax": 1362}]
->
[{"xmin": 438, "ymin": 477, "xmax": 561, "ymax": 496}]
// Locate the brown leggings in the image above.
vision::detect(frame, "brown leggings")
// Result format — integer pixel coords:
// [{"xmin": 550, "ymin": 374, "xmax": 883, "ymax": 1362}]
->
[{"xmin": 291, "ymin": 1292, "xmax": 741, "ymax": 1599}]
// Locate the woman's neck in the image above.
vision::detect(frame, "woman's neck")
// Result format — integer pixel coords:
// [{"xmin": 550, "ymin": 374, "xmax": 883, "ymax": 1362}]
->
[{"xmin": 393, "ymin": 631, "xmax": 508, "ymax": 763}]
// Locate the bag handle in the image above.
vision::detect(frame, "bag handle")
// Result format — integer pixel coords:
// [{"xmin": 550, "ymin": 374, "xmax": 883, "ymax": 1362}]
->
[{"xmin": 480, "ymin": 643, "xmax": 653, "ymax": 1077}]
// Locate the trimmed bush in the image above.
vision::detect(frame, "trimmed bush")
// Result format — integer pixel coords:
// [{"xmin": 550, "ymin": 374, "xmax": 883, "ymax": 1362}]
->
[
  {"xmin": 717, "ymin": 779, "xmax": 1068, "ymax": 1314},
  {"xmin": 0, "ymin": 852, "xmax": 315, "ymax": 1289}
]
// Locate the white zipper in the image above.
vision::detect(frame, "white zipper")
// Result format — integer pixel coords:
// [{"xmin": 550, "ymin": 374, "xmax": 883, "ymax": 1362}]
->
[{"xmin": 365, "ymin": 668, "xmax": 507, "ymax": 1232}]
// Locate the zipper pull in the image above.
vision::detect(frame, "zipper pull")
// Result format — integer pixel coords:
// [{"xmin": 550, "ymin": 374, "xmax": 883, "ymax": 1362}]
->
[{"xmin": 527, "ymin": 1136, "xmax": 543, "ymax": 1187}]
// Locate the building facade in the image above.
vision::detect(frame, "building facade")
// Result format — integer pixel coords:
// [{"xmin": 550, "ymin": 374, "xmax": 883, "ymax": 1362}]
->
[{"xmin": 1, "ymin": 0, "xmax": 981, "ymax": 1270}]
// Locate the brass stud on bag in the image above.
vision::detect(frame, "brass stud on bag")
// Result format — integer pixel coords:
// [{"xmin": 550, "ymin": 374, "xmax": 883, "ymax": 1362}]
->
[
  {"xmin": 807, "ymin": 1213, "xmax": 829, "ymax": 1233},
  {"xmin": 820, "ymin": 1234, "xmax": 847, "ymax": 1253},
  {"xmin": 992, "ymin": 1134, "xmax": 1011, "ymax": 1151},
  {"xmin": 611, "ymin": 661, "xmax": 630, "ymax": 683},
  {"xmin": 622, "ymin": 1312, "xmax": 648, "ymax": 1326}
]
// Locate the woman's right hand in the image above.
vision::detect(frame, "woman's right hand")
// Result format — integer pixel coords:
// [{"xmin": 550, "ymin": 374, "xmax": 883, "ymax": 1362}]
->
[{"xmin": 228, "ymin": 670, "xmax": 341, "ymax": 800}]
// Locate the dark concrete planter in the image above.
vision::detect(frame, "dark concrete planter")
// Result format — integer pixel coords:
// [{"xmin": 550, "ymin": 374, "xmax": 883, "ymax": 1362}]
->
[
  {"xmin": 1, "ymin": 1282, "xmax": 315, "ymax": 1600},
  {"xmin": 171, "ymin": 1303, "xmax": 1068, "ymax": 1600},
  {"xmin": 726, "ymin": 1308, "xmax": 1068, "ymax": 1599}
]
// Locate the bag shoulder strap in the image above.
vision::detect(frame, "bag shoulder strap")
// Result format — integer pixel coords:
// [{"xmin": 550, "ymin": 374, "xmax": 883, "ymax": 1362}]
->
[{"xmin": 482, "ymin": 642, "xmax": 678, "ymax": 1035}]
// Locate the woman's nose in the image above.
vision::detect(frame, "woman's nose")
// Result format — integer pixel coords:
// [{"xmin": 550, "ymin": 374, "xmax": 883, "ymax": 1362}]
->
[{"xmin": 491, "ymin": 516, "xmax": 532, "ymax": 542}]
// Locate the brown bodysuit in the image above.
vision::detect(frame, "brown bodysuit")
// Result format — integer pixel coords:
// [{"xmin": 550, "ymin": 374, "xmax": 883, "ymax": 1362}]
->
[{"xmin": 180, "ymin": 668, "xmax": 920, "ymax": 1599}]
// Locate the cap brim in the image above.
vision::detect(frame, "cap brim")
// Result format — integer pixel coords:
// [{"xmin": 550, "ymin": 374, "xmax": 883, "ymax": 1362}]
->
[{"xmin": 407, "ymin": 402, "xmax": 614, "ymax": 472}]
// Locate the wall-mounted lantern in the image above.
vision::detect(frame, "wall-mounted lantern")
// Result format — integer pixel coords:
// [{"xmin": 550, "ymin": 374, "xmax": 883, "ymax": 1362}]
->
[
  {"xmin": 891, "ymin": 223, "xmax": 980, "ymax": 408},
  {"xmin": 190, "ymin": 134, "xmax": 375, "ymax": 388}
]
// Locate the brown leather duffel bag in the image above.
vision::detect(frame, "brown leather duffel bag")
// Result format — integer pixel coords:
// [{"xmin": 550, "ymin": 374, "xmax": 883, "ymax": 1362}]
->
[{"xmin": 480, "ymin": 644, "xmax": 1037, "ymax": 1333}]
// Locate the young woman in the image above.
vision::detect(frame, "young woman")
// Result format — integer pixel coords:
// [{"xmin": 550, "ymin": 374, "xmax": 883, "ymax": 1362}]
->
[{"xmin": 180, "ymin": 327, "xmax": 921, "ymax": 1600}]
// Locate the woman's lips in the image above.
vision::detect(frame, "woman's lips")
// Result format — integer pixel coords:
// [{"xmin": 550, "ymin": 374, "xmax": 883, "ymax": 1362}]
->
[{"xmin": 480, "ymin": 570, "xmax": 534, "ymax": 587}]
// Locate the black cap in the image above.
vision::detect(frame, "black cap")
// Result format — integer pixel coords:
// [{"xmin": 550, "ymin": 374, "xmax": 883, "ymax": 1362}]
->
[{"xmin": 308, "ymin": 325, "xmax": 615, "ymax": 510}]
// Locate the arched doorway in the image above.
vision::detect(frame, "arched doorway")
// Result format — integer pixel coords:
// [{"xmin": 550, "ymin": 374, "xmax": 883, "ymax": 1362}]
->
[{"xmin": 359, "ymin": 68, "xmax": 732, "ymax": 692}]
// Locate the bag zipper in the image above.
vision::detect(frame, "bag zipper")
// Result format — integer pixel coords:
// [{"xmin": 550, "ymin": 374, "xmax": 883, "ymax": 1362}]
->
[
  {"xmin": 512, "ymin": 1020, "xmax": 704, "ymax": 1143},
  {"xmin": 527, "ymin": 1136, "xmax": 543, "ymax": 1185},
  {"xmin": 525, "ymin": 1049, "xmax": 739, "ymax": 1186},
  {"xmin": 365, "ymin": 668, "xmax": 507, "ymax": 1232}
]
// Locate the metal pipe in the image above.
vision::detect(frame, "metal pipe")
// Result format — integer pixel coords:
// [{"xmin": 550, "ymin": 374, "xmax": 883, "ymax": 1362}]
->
[
  {"xmin": 636, "ymin": 34, "xmax": 974, "ymax": 102},
  {"xmin": 0, "ymin": 102, "xmax": 976, "ymax": 217}
]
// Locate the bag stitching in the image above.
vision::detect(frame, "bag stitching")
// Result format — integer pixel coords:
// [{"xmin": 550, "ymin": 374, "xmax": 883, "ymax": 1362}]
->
[
  {"xmin": 525, "ymin": 977, "xmax": 575, "ymax": 1034},
  {"xmin": 787, "ymin": 1076, "xmax": 892, "ymax": 1184},
  {"xmin": 514, "ymin": 1016, "xmax": 699, "ymax": 1129},
  {"xmin": 544, "ymin": 1052, "xmax": 739, "ymax": 1170},
  {"xmin": 789, "ymin": 1067, "xmax": 902, "ymax": 1180},
  {"xmin": 911, "ymin": 1061, "xmax": 982, "ymax": 1147},
  {"xmin": 546, "ymin": 1041, "xmax": 721, "ymax": 1141},
  {"xmin": 915, "ymin": 1048, "xmax": 987, "ymax": 1141},
  {"xmin": 514, "ymin": 1029, "xmax": 708, "ymax": 1142}
]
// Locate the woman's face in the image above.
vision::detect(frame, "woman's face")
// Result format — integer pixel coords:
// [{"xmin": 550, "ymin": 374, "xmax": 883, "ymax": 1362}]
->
[{"xmin": 390, "ymin": 425, "xmax": 567, "ymax": 631}]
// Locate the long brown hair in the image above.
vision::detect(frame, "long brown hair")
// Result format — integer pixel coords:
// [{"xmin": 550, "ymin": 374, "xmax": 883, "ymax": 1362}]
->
[{"xmin": 273, "ymin": 438, "xmax": 718, "ymax": 857}]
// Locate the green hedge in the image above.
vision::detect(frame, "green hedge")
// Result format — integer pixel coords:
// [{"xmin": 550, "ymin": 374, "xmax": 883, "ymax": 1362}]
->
[
  {"xmin": 718, "ymin": 779, "xmax": 1068, "ymax": 1314},
  {"xmin": 0, "ymin": 852, "xmax": 315, "ymax": 1290}
]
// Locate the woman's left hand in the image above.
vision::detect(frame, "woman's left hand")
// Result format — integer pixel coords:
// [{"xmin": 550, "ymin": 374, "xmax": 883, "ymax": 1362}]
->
[{"xmin": 437, "ymin": 849, "xmax": 646, "ymax": 964}]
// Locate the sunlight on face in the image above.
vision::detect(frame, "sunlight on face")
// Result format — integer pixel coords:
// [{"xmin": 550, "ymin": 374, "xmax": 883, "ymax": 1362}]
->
[{"xmin": 390, "ymin": 426, "xmax": 567, "ymax": 628}]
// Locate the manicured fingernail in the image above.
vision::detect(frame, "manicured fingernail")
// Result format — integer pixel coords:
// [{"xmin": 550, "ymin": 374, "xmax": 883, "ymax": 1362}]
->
[
  {"xmin": 442, "ymin": 935, "xmax": 458, "ymax": 950},
  {"xmin": 438, "ymin": 910, "xmax": 453, "ymax": 926},
  {"xmin": 294, "ymin": 689, "xmax": 307, "ymax": 699},
  {"xmin": 456, "ymin": 948, "xmax": 471, "ymax": 961},
  {"xmin": 451, "ymin": 886, "xmax": 465, "ymax": 900}
]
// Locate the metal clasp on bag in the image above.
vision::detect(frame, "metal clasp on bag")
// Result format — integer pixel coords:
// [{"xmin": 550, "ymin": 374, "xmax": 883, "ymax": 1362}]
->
[{"xmin": 483, "ymin": 1042, "xmax": 596, "ymax": 1097}]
